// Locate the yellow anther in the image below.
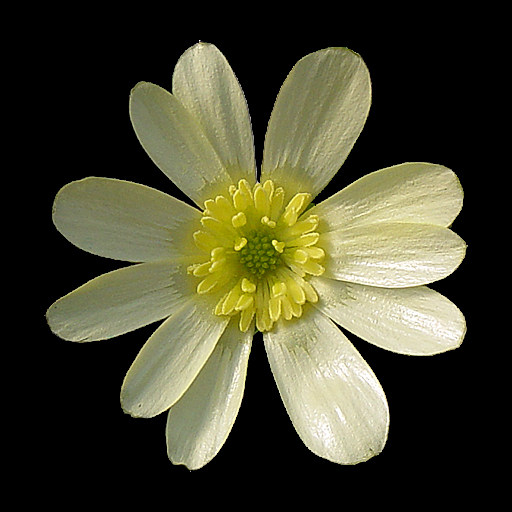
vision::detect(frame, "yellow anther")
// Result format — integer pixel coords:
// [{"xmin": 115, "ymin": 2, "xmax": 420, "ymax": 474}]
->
[
  {"xmin": 234, "ymin": 237, "xmax": 248, "ymax": 251},
  {"xmin": 288, "ymin": 232, "xmax": 320, "ymax": 247},
  {"xmin": 193, "ymin": 230, "xmax": 217, "ymax": 251},
  {"xmin": 282, "ymin": 193, "xmax": 311, "ymax": 226},
  {"xmin": 233, "ymin": 189, "xmax": 248, "ymax": 211},
  {"xmin": 239, "ymin": 307, "xmax": 255, "ymax": 332},
  {"xmin": 263, "ymin": 180, "xmax": 275, "ymax": 199},
  {"xmin": 305, "ymin": 246, "xmax": 325, "ymax": 260},
  {"xmin": 211, "ymin": 247, "xmax": 226, "ymax": 259},
  {"xmin": 269, "ymin": 296, "xmax": 281, "ymax": 322},
  {"xmin": 235, "ymin": 293, "xmax": 254, "ymax": 311},
  {"xmin": 232, "ymin": 211, "xmax": 247, "ymax": 228},
  {"xmin": 282, "ymin": 207, "xmax": 299, "ymax": 227},
  {"xmin": 293, "ymin": 249, "xmax": 309, "ymax": 264},
  {"xmin": 191, "ymin": 262, "xmax": 211, "ymax": 276},
  {"xmin": 254, "ymin": 183, "xmax": 270, "ymax": 215},
  {"xmin": 261, "ymin": 216, "xmax": 276, "ymax": 228},
  {"xmin": 283, "ymin": 215, "xmax": 319, "ymax": 238},
  {"xmin": 238, "ymin": 179, "xmax": 253, "ymax": 199},
  {"xmin": 290, "ymin": 300, "xmax": 302, "ymax": 318},
  {"xmin": 201, "ymin": 216, "xmax": 221, "ymax": 230},
  {"xmin": 302, "ymin": 280, "xmax": 319, "ymax": 303},
  {"xmin": 187, "ymin": 263, "xmax": 200, "ymax": 275},
  {"xmin": 216, "ymin": 195, "xmax": 231, "ymax": 209},
  {"xmin": 203, "ymin": 198, "xmax": 215, "ymax": 213},
  {"xmin": 270, "ymin": 187, "xmax": 285, "ymax": 220},
  {"xmin": 272, "ymin": 281, "xmax": 287, "ymax": 297},
  {"xmin": 241, "ymin": 278, "xmax": 256, "ymax": 294},
  {"xmin": 272, "ymin": 240, "xmax": 285, "ymax": 253},
  {"xmin": 281, "ymin": 296, "xmax": 293, "ymax": 320},
  {"xmin": 222, "ymin": 287, "xmax": 242, "ymax": 315},
  {"xmin": 301, "ymin": 260, "xmax": 325, "ymax": 276},
  {"xmin": 209, "ymin": 258, "xmax": 226, "ymax": 272},
  {"xmin": 215, "ymin": 297, "xmax": 225, "ymax": 315},
  {"xmin": 286, "ymin": 277, "xmax": 306, "ymax": 305},
  {"xmin": 286, "ymin": 192, "xmax": 311, "ymax": 214},
  {"xmin": 197, "ymin": 274, "xmax": 219, "ymax": 294}
]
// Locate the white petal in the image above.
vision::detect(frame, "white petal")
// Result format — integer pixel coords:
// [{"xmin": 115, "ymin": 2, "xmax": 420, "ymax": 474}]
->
[
  {"xmin": 311, "ymin": 277, "xmax": 466, "ymax": 355},
  {"xmin": 262, "ymin": 47, "xmax": 370, "ymax": 200},
  {"xmin": 172, "ymin": 42, "xmax": 256, "ymax": 184},
  {"xmin": 46, "ymin": 261, "xmax": 195, "ymax": 342},
  {"xmin": 264, "ymin": 308, "xmax": 389, "ymax": 465},
  {"xmin": 321, "ymin": 222, "xmax": 466, "ymax": 288},
  {"xmin": 130, "ymin": 82, "xmax": 233, "ymax": 206},
  {"xmin": 311, "ymin": 162, "xmax": 463, "ymax": 230},
  {"xmin": 121, "ymin": 299, "xmax": 229, "ymax": 418},
  {"xmin": 166, "ymin": 319, "xmax": 252, "ymax": 470},
  {"xmin": 52, "ymin": 177, "xmax": 202, "ymax": 262}
]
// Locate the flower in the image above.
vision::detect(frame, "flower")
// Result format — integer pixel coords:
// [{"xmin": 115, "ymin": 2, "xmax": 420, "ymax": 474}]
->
[{"xmin": 46, "ymin": 43, "xmax": 466, "ymax": 470}]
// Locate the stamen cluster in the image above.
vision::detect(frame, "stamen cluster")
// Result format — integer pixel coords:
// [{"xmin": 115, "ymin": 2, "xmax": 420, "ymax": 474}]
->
[{"xmin": 188, "ymin": 179, "xmax": 326, "ymax": 332}]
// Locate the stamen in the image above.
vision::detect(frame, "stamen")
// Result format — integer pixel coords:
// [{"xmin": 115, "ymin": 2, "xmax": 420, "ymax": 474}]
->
[
  {"xmin": 301, "ymin": 260, "xmax": 325, "ymax": 276},
  {"xmin": 269, "ymin": 295, "xmax": 281, "ymax": 322},
  {"xmin": 234, "ymin": 237, "xmax": 247, "ymax": 251},
  {"xmin": 282, "ymin": 215, "xmax": 319, "ymax": 239},
  {"xmin": 263, "ymin": 179, "xmax": 274, "ymax": 199},
  {"xmin": 204, "ymin": 196, "xmax": 234, "ymax": 223},
  {"xmin": 192, "ymin": 262, "xmax": 211, "ymax": 276},
  {"xmin": 193, "ymin": 230, "xmax": 218, "ymax": 252},
  {"xmin": 261, "ymin": 216, "xmax": 276, "ymax": 228},
  {"xmin": 272, "ymin": 240, "xmax": 285, "ymax": 253},
  {"xmin": 209, "ymin": 258, "xmax": 226, "ymax": 272},
  {"xmin": 232, "ymin": 212, "xmax": 247, "ymax": 228},
  {"xmin": 211, "ymin": 247, "xmax": 226, "ymax": 260},
  {"xmin": 233, "ymin": 189, "xmax": 248, "ymax": 211},
  {"xmin": 293, "ymin": 249, "xmax": 309, "ymax": 264},
  {"xmin": 238, "ymin": 179, "xmax": 253, "ymax": 200},
  {"xmin": 239, "ymin": 305, "xmax": 255, "ymax": 332},
  {"xmin": 197, "ymin": 273, "xmax": 220, "ymax": 294},
  {"xmin": 236, "ymin": 293, "xmax": 254, "ymax": 311},
  {"xmin": 281, "ymin": 295, "xmax": 293, "ymax": 320},
  {"xmin": 282, "ymin": 193, "xmax": 311, "ymax": 226},
  {"xmin": 241, "ymin": 278, "xmax": 256, "ymax": 294},
  {"xmin": 304, "ymin": 246, "xmax": 325, "ymax": 260},
  {"xmin": 269, "ymin": 187, "xmax": 285, "ymax": 221},
  {"xmin": 221, "ymin": 286, "xmax": 241, "ymax": 315},
  {"xmin": 287, "ymin": 232, "xmax": 320, "ymax": 247},
  {"xmin": 272, "ymin": 281, "xmax": 287, "ymax": 297}
]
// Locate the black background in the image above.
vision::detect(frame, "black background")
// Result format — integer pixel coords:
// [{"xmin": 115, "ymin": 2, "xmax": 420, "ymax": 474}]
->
[{"xmin": 40, "ymin": 26, "xmax": 476, "ymax": 498}]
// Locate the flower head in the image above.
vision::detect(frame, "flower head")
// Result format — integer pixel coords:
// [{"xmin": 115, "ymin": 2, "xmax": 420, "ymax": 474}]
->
[{"xmin": 47, "ymin": 43, "xmax": 466, "ymax": 469}]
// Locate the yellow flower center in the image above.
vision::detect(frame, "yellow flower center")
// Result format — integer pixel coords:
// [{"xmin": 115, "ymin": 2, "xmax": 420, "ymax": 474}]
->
[{"xmin": 188, "ymin": 179, "xmax": 325, "ymax": 332}]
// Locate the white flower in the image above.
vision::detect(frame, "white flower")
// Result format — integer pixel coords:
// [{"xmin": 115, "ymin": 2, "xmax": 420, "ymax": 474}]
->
[{"xmin": 46, "ymin": 43, "xmax": 466, "ymax": 470}]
